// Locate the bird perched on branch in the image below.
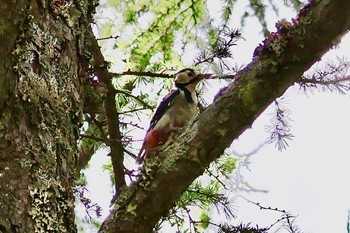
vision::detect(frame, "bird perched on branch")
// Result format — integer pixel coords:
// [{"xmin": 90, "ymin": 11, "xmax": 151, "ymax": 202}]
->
[{"xmin": 137, "ymin": 68, "xmax": 210, "ymax": 164}]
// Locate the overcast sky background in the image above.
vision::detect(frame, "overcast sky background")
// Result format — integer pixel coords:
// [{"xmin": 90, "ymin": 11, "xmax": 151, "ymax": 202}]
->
[{"xmin": 79, "ymin": 1, "xmax": 350, "ymax": 232}]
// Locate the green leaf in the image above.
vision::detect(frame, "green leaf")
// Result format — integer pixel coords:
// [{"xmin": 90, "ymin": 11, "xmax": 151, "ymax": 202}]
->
[
  {"xmin": 198, "ymin": 211, "xmax": 210, "ymax": 229},
  {"xmin": 222, "ymin": 157, "xmax": 237, "ymax": 173}
]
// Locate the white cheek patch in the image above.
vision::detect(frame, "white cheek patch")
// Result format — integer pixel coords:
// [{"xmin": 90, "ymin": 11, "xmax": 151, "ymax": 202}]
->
[
  {"xmin": 176, "ymin": 73, "xmax": 187, "ymax": 83},
  {"xmin": 176, "ymin": 72, "xmax": 196, "ymax": 84}
]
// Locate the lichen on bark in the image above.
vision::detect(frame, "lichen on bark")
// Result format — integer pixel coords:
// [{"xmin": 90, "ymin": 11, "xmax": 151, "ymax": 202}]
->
[{"xmin": 0, "ymin": 0, "xmax": 90, "ymax": 231}]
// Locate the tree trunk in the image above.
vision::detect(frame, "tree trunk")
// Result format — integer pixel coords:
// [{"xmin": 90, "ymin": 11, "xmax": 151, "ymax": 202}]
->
[
  {"xmin": 0, "ymin": 0, "xmax": 91, "ymax": 231},
  {"xmin": 98, "ymin": 1, "xmax": 350, "ymax": 232}
]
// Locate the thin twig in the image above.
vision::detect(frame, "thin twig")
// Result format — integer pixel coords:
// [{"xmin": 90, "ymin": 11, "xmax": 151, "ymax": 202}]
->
[
  {"xmin": 123, "ymin": 148, "xmax": 137, "ymax": 159},
  {"xmin": 120, "ymin": 121, "xmax": 146, "ymax": 131},
  {"xmin": 240, "ymin": 195, "xmax": 287, "ymax": 214},
  {"xmin": 120, "ymin": 107, "xmax": 148, "ymax": 114},
  {"xmin": 81, "ymin": 134, "xmax": 142, "ymax": 144},
  {"xmin": 298, "ymin": 75, "xmax": 350, "ymax": 86},
  {"xmin": 97, "ymin": 35, "xmax": 120, "ymax": 41},
  {"xmin": 113, "ymin": 70, "xmax": 173, "ymax": 78},
  {"xmin": 205, "ymin": 168, "xmax": 228, "ymax": 190},
  {"xmin": 113, "ymin": 70, "xmax": 234, "ymax": 80},
  {"xmin": 267, "ymin": 214, "xmax": 296, "ymax": 231},
  {"xmin": 115, "ymin": 89, "xmax": 154, "ymax": 110}
]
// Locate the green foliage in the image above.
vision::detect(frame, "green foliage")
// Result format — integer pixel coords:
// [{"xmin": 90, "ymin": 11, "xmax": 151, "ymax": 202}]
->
[
  {"xmin": 156, "ymin": 155, "xmax": 238, "ymax": 231},
  {"xmin": 222, "ymin": 157, "xmax": 237, "ymax": 173},
  {"xmin": 96, "ymin": 0, "xmax": 307, "ymax": 74},
  {"xmin": 98, "ymin": 21, "xmax": 114, "ymax": 39},
  {"xmin": 249, "ymin": 0, "xmax": 268, "ymax": 35},
  {"xmin": 221, "ymin": 0, "xmax": 238, "ymax": 23},
  {"xmin": 198, "ymin": 210, "xmax": 210, "ymax": 229},
  {"xmin": 116, "ymin": 1, "xmax": 230, "ymax": 70},
  {"xmin": 98, "ymin": 0, "xmax": 212, "ymax": 71},
  {"xmin": 102, "ymin": 160, "xmax": 115, "ymax": 186},
  {"xmin": 179, "ymin": 180, "xmax": 221, "ymax": 208},
  {"xmin": 285, "ymin": 0, "xmax": 304, "ymax": 9}
]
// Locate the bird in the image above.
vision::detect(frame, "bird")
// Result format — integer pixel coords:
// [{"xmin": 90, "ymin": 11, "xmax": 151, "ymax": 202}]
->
[{"xmin": 136, "ymin": 68, "xmax": 210, "ymax": 164}]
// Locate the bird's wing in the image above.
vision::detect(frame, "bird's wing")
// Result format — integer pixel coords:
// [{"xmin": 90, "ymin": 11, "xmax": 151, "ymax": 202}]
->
[
  {"xmin": 137, "ymin": 89, "xmax": 180, "ymax": 164},
  {"xmin": 148, "ymin": 89, "xmax": 180, "ymax": 130}
]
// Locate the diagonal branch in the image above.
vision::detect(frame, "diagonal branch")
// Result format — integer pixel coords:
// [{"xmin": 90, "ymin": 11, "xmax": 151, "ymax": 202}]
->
[
  {"xmin": 99, "ymin": 1, "xmax": 350, "ymax": 232},
  {"xmin": 87, "ymin": 27, "xmax": 127, "ymax": 192}
]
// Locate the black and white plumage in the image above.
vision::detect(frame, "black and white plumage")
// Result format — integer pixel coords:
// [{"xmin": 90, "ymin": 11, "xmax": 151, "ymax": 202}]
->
[{"xmin": 137, "ymin": 68, "xmax": 210, "ymax": 163}]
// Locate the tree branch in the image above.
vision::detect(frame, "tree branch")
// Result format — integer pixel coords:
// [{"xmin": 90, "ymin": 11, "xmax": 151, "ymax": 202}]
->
[
  {"xmin": 298, "ymin": 75, "xmax": 350, "ymax": 93},
  {"xmin": 99, "ymin": 1, "xmax": 350, "ymax": 232},
  {"xmin": 114, "ymin": 89, "xmax": 154, "ymax": 110},
  {"xmin": 97, "ymin": 35, "xmax": 120, "ymax": 41},
  {"xmin": 114, "ymin": 70, "xmax": 234, "ymax": 80},
  {"xmin": 115, "ymin": 70, "xmax": 173, "ymax": 78},
  {"xmin": 87, "ymin": 27, "xmax": 127, "ymax": 192}
]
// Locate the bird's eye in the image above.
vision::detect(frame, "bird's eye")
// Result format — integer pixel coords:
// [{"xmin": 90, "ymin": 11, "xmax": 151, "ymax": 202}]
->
[{"xmin": 187, "ymin": 70, "xmax": 194, "ymax": 76}]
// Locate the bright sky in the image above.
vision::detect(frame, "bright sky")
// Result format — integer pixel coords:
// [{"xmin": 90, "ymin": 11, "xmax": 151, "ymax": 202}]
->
[
  {"xmin": 229, "ymin": 86, "xmax": 350, "ymax": 233},
  {"xmin": 79, "ymin": 1, "xmax": 350, "ymax": 233}
]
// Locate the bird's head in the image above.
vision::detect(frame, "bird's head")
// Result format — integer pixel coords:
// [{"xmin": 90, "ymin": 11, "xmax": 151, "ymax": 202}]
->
[{"xmin": 174, "ymin": 68, "xmax": 211, "ymax": 92}]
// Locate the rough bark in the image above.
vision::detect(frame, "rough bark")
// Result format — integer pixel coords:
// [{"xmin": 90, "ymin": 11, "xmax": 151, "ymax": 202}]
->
[
  {"xmin": 99, "ymin": 1, "xmax": 350, "ymax": 232},
  {"xmin": 0, "ymin": 0, "xmax": 93, "ymax": 231}
]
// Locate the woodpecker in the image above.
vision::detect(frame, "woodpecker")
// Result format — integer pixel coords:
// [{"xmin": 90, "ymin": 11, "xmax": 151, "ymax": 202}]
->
[{"xmin": 137, "ymin": 68, "xmax": 210, "ymax": 163}]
